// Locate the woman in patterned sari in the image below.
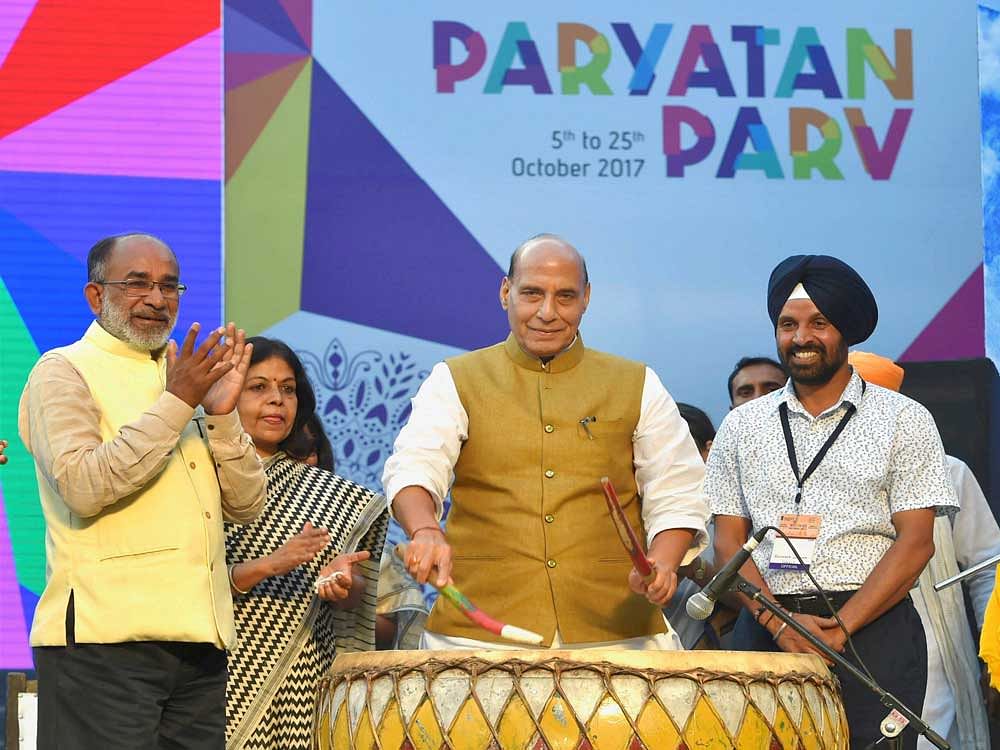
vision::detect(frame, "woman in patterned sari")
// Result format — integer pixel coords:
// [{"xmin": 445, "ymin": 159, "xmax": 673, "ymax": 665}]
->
[{"xmin": 225, "ymin": 338, "xmax": 387, "ymax": 749}]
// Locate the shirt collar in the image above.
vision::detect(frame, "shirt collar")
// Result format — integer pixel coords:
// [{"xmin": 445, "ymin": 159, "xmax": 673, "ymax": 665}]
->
[
  {"xmin": 83, "ymin": 320, "xmax": 164, "ymax": 362},
  {"xmin": 776, "ymin": 368, "xmax": 865, "ymax": 419},
  {"xmin": 503, "ymin": 332, "xmax": 585, "ymax": 373}
]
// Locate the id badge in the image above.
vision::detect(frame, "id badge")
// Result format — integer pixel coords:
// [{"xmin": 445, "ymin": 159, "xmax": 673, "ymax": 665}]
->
[{"xmin": 768, "ymin": 513, "xmax": 821, "ymax": 571}]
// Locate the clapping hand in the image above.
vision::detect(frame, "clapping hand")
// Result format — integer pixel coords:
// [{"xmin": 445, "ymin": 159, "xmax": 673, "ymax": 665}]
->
[
  {"xmin": 0, "ymin": 439, "xmax": 7, "ymax": 465},
  {"xmin": 201, "ymin": 323, "xmax": 253, "ymax": 415},
  {"xmin": 166, "ymin": 323, "xmax": 253, "ymax": 415}
]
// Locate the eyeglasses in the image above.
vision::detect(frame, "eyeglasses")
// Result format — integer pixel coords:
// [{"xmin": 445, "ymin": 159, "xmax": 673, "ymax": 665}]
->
[{"xmin": 99, "ymin": 280, "xmax": 187, "ymax": 299}]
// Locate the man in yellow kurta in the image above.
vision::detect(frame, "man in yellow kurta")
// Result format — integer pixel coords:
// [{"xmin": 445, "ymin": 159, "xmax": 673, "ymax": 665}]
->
[
  {"xmin": 19, "ymin": 233, "xmax": 267, "ymax": 749},
  {"xmin": 382, "ymin": 235, "xmax": 709, "ymax": 649}
]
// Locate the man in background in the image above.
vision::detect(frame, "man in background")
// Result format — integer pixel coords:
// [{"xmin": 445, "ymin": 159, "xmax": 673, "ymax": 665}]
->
[
  {"xmin": 850, "ymin": 350, "xmax": 997, "ymax": 750},
  {"xmin": 728, "ymin": 356, "xmax": 786, "ymax": 408},
  {"xmin": 663, "ymin": 404, "xmax": 740, "ymax": 649}
]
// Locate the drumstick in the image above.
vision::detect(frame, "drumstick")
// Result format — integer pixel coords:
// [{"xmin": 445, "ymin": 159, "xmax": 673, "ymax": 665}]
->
[
  {"xmin": 394, "ymin": 544, "xmax": 544, "ymax": 646},
  {"xmin": 600, "ymin": 477, "xmax": 655, "ymax": 582}
]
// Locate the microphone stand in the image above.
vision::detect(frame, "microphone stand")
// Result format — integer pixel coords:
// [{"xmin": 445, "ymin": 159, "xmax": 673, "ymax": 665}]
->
[
  {"xmin": 733, "ymin": 577, "xmax": 950, "ymax": 750},
  {"xmin": 933, "ymin": 550, "xmax": 1000, "ymax": 591}
]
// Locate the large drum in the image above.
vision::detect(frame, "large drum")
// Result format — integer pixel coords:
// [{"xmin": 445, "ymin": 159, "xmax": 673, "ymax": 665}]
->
[{"xmin": 314, "ymin": 649, "xmax": 848, "ymax": 749}]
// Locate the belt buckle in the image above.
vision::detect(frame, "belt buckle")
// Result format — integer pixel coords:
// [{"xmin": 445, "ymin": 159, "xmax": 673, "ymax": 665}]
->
[{"xmin": 792, "ymin": 594, "xmax": 822, "ymax": 611}]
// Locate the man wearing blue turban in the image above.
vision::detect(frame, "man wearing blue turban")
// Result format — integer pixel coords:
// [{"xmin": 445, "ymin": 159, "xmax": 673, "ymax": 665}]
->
[{"xmin": 707, "ymin": 254, "xmax": 957, "ymax": 749}]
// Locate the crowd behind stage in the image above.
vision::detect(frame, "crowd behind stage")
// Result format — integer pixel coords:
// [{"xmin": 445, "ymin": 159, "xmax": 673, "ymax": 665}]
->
[{"xmin": 6, "ymin": 230, "xmax": 1000, "ymax": 749}]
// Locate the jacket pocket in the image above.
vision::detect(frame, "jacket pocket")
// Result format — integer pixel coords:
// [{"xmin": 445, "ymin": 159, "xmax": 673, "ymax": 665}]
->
[{"xmin": 577, "ymin": 418, "xmax": 630, "ymax": 439}]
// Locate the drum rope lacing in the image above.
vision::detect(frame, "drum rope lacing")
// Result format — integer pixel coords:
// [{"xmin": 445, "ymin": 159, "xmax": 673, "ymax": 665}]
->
[{"xmin": 317, "ymin": 656, "xmax": 844, "ymax": 749}]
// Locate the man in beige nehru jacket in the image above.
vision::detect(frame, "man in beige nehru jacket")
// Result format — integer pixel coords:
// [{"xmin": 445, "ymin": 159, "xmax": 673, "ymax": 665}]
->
[{"xmin": 382, "ymin": 234, "xmax": 709, "ymax": 649}]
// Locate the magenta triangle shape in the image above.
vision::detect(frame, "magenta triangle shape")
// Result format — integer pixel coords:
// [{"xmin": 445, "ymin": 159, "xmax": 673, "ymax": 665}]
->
[
  {"xmin": 899, "ymin": 265, "xmax": 984, "ymax": 361},
  {"xmin": 278, "ymin": 0, "xmax": 311, "ymax": 48},
  {"xmin": 226, "ymin": 52, "xmax": 307, "ymax": 90}
]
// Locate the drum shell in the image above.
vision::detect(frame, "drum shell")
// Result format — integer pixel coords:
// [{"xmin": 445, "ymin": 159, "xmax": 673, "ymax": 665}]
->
[{"xmin": 314, "ymin": 649, "xmax": 849, "ymax": 750}]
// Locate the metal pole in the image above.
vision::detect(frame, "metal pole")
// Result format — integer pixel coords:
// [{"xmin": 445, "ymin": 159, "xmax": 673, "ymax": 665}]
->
[{"xmin": 933, "ymin": 551, "xmax": 1000, "ymax": 591}]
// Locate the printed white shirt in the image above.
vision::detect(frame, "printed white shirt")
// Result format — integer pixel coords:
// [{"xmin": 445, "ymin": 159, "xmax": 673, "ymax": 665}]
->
[{"xmin": 706, "ymin": 370, "xmax": 958, "ymax": 594}]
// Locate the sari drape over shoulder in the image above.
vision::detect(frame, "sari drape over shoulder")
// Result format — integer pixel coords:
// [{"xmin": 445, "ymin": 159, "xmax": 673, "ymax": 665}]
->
[{"xmin": 225, "ymin": 454, "xmax": 388, "ymax": 749}]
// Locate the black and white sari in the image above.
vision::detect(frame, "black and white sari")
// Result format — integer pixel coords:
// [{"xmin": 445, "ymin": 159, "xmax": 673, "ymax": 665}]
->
[{"xmin": 224, "ymin": 454, "xmax": 387, "ymax": 749}]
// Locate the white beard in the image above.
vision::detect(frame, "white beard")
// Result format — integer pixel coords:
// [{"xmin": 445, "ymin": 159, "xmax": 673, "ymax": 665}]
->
[{"xmin": 99, "ymin": 297, "xmax": 176, "ymax": 352}]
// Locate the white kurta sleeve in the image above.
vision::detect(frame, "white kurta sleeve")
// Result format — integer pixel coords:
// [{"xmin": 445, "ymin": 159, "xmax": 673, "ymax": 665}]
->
[
  {"xmin": 381, "ymin": 362, "xmax": 468, "ymax": 521},
  {"xmin": 633, "ymin": 367, "xmax": 710, "ymax": 562},
  {"xmin": 947, "ymin": 456, "xmax": 1000, "ymax": 627}
]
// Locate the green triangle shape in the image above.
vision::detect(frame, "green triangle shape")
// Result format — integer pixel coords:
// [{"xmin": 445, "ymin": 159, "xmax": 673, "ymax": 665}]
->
[
  {"xmin": 225, "ymin": 58, "xmax": 311, "ymax": 334},
  {"xmin": 0, "ymin": 277, "xmax": 45, "ymax": 594}
]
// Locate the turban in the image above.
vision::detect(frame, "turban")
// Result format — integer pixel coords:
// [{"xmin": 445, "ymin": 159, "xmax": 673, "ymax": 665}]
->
[
  {"xmin": 847, "ymin": 351, "xmax": 904, "ymax": 392},
  {"xmin": 767, "ymin": 254, "xmax": 878, "ymax": 345}
]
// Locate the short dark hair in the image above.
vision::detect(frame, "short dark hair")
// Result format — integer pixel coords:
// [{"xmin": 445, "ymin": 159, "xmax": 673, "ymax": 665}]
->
[
  {"xmin": 507, "ymin": 233, "xmax": 589, "ymax": 285},
  {"xmin": 245, "ymin": 337, "xmax": 319, "ymax": 464},
  {"xmin": 86, "ymin": 233, "xmax": 173, "ymax": 282},
  {"xmin": 676, "ymin": 402, "xmax": 716, "ymax": 453},
  {"xmin": 726, "ymin": 356, "xmax": 786, "ymax": 402}
]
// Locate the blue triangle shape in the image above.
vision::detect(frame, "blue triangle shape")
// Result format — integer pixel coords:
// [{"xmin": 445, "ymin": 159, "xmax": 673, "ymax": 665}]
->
[
  {"xmin": 0, "ymin": 171, "xmax": 222, "ymax": 349},
  {"xmin": 301, "ymin": 64, "xmax": 508, "ymax": 350},
  {"xmin": 224, "ymin": 5, "xmax": 306, "ymax": 56},
  {"xmin": 0, "ymin": 209, "xmax": 94, "ymax": 354}
]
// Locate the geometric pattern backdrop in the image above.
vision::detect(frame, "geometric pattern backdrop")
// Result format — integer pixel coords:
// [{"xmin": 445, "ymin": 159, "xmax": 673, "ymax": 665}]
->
[
  {"xmin": 0, "ymin": 0, "xmax": 996, "ymax": 674},
  {"xmin": 0, "ymin": 0, "xmax": 223, "ymax": 669},
  {"xmin": 223, "ymin": 0, "xmax": 506, "ymax": 577},
  {"xmin": 224, "ymin": 3, "xmax": 996, "ymax": 618},
  {"xmin": 223, "ymin": 2, "xmax": 513, "ymax": 614}
]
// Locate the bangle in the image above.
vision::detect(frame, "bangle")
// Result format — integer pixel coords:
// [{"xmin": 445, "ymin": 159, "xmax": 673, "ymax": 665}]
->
[
  {"xmin": 772, "ymin": 622, "xmax": 789, "ymax": 642},
  {"xmin": 228, "ymin": 563, "xmax": 250, "ymax": 595},
  {"xmin": 410, "ymin": 525, "xmax": 444, "ymax": 538}
]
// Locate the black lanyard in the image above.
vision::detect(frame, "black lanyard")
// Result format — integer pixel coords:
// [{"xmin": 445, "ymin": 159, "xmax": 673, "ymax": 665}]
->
[{"xmin": 779, "ymin": 380, "xmax": 866, "ymax": 505}]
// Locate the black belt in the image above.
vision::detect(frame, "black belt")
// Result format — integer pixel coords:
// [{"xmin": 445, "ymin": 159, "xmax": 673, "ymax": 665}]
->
[{"xmin": 774, "ymin": 590, "xmax": 857, "ymax": 616}]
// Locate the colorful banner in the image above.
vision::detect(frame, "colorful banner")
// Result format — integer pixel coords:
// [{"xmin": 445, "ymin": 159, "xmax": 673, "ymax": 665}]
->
[
  {"xmin": 0, "ymin": 1, "xmax": 223, "ymax": 668},
  {"xmin": 225, "ymin": 2, "xmax": 987, "ymax": 596},
  {"xmin": 0, "ymin": 1, "xmax": 990, "ymax": 668}
]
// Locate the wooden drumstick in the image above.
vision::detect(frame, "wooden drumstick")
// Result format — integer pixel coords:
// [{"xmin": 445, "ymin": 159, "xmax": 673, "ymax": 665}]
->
[
  {"xmin": 394, "ymin": 543, "xmax": 544, "ymax": 646},
  {"xmin": 600, "ymin": 477, "xmax": 656, "ymax": 583}
]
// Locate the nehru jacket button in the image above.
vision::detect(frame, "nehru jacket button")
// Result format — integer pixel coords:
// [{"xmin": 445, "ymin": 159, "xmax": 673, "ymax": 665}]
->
[
  {"xmin": 207, "ymin": 424, "xmax": 215, "ymax": 430},
  {"xmin": 205, "ymin": 511, "xmax": 211, "ymax": 519},
  {"xmin": 189, "ymin": 461, "xmax": 196, "ymax": 469},
  {"xmin": 544, "ymin": 424, "xmax": 554, "ymax": 433},
  {"xmin": 544, "ymin": 514, "xmax": 555, "ymax": 523},
  {"xmin": 547, "ymin": 559, "xmax": 557, "ymax": 568},
  {"xmin": 544, "ymin": 469, "xmax": 555, "ymax": 478},
  {"xmin": 210, "ymin": 562, "xmax": 214, "ymax": 571}
]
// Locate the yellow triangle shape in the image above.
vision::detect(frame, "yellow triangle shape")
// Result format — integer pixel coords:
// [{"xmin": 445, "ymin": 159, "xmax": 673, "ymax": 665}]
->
[
  {"xmin": 734, "ymin": 705, "xmax": 774, "ymax": 750},
  {"xmin": 636, "ymin": 699, "xmax": 682, "ymax": 749},
  {"xmin": 683, "ymin": 695, "xmax": 734, "ymax": 748},
  {"xmin": 409, "ymin": 699, "xmax": 445, "ymax": 750},
  {"xmin": 225, "ymin": 58, "xmax": 311, "ymax": 333}
]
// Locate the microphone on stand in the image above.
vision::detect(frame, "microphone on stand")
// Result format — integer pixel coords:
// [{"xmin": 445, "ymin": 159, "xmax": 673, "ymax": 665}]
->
[{"xmin": 686, "ymin": 526, "xmax": 769, "ymax": 621}]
